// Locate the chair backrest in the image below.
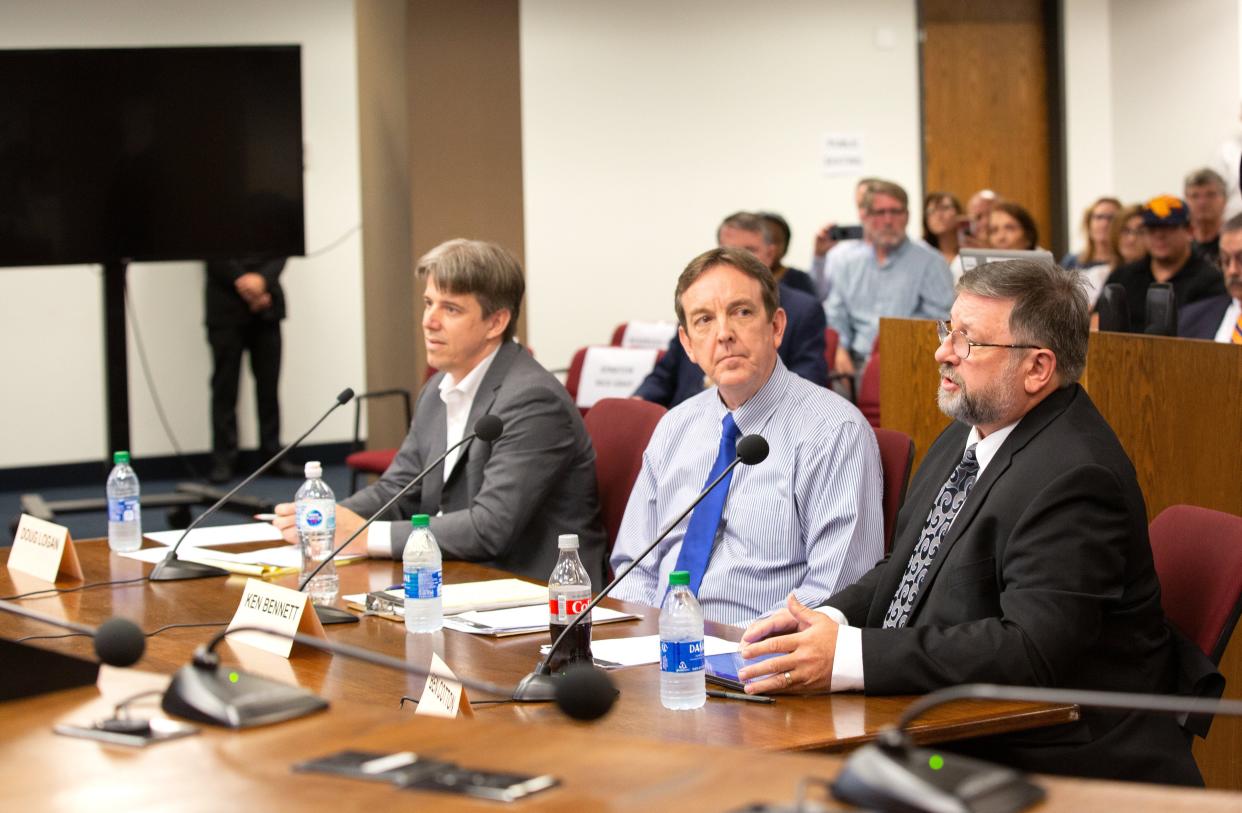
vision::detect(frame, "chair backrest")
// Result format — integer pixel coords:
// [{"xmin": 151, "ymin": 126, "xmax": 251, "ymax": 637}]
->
[
  {"xmin": 564, "ymin": 347, "xmax": 589, "ymax": 402},
  {"xmin": 610, "ymin": 323, "xmax": 627, "ymax": 346},
  {"xmin": 1149, "ymin": 505, "xmax": 1242, "ymax": 664},
  {"xmin": 857, "ymin": 341, "xmax": 881, "ymax": 429},
  {"xmin": 873, "ymin": 428, "xmax": 915, "ymax": 554},
  {"xmin": 1096, "ymin": 283, "xmax": 1130, "ymax": 333},
  {"xmin": 582, "ymin": 398, "xmax": 667, "ymax": 557},
  {"xmin": 1144, "ymin": 282, "xmax": 1178, "ymax": 336},
  {"xmin": 824, "ymin": 327, "xmax": 840, "ymax": 373}
]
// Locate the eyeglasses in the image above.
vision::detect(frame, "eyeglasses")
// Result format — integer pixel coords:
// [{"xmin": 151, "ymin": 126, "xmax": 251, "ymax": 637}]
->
[
  {"xmin": 868, "ymin": 207, "xmax": 907, "ymax": 218},
  {"xmin": 936, "ymin": 321, "xmax": 1041, "ymax": 360}
]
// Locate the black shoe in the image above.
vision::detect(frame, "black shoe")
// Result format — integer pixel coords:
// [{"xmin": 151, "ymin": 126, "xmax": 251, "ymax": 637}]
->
[
  {"xmin": 208, "ymin": 458, "xmax": 235, "ymax": 484},
  {"xmin": 266, "ymin": 456, "xmax": 305, "ymax": 478}
]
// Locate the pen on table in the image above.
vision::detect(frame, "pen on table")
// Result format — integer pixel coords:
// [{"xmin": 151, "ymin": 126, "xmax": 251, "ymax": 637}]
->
[
  {"xmin": 254, "ymin": 513, "xmax": 278, "ymax": 521},
  {"xmin": 707, "ymin": 689, "xmax": 774, "ymax": 704}
]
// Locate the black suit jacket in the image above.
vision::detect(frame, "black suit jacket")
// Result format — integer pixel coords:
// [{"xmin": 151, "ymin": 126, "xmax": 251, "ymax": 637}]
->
[
  {"xmin": 205, "ymin": 257, "xmax": 287, "ymax": 327},
  {"xmin": 1177, "ymin": 294, "xmax": 1232, "ymax": 340},
  {"xmin": 826, "ymin": 385, "xmax": 1203, "ymax": 784},
  {"xmin": 633, "ymin": 281, "xmax": 828, "ymax": 407}
]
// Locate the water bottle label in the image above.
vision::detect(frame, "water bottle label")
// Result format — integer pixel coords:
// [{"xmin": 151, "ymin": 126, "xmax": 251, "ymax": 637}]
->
[
  {"xmin": 404, "ymin": 567, "xmax": 442, "ymax": 600},
  {"xmin": 659, "ymin": 639, "xmax": 705, "ymax": 673},
  {"xmin": 108, "ymin": 497, "xmax": 139, "ymax": 523},
  {"xmin": 548, "ymin": 595, "xmax": 590, "ymax": 622},
  {"xmin": 296, "ymin": 499, "xmax": 336, "ymax": 533}
]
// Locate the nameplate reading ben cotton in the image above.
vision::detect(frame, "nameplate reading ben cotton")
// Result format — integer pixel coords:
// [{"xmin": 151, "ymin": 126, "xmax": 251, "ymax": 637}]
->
[
  {"xmin": 7, "ymin": 514, "xmax": 83, "ymax": 584},
  {"xmin": 226, "ymin": 579, "xmax": 327, "ymax": 658}
]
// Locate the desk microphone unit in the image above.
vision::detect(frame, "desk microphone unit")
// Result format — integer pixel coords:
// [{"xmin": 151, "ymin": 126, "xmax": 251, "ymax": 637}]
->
[
  {"xmin": 297, "ymin": 414, "xmax": 504, "ymax": 626},
  {"xmin": 512, "ymin": 433, "xmax": 770, "ymax": 703},
  {"xmin": 150, "ymin": 388, "xmax": 355, "ymax": 582}
]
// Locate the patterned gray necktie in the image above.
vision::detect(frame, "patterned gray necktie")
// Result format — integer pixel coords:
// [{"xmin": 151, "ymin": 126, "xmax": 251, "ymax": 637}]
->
[{"xmin": 882, "ymin": 444, "xmax": 980, "ymax": 629}]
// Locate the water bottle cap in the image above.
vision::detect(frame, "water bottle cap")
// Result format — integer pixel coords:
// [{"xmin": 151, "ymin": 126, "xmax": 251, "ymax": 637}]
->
[
  {"xmin": 113, "ymin": 451, "xmax": 130, "ymax": 465},
  {"xmin": 411, "ymin": 514, "xmax": 430, "ymax": 528},
  {"xmin": 303, "ymin": 461, "xmax": 322, "ymax": 479},
  {"xmin": 557, "ymin": 534, "xmax": 579, "ymax": 550},
  {"xmin": 668, "ymin": 570, "xmax": 690, "ymax": 586}
]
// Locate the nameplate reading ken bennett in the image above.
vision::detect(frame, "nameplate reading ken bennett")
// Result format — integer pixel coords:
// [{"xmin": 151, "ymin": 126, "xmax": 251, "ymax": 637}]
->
[
  {"xmin": 415, "ymin": 651, "xmax": 473, "ymax": 719},
  {"xmin": 7, "ymin": 514, "xmax": 83, "ymax": 584},
  {"xmin": 226, "ymin": 579, "xmax": 327, "ymax": 658}
]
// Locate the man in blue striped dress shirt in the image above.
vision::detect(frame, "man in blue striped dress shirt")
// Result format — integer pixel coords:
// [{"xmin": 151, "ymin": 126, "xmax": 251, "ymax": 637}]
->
[{"xmin": 610, "ymin": 246, "xmax": 885, "ymax": 626}]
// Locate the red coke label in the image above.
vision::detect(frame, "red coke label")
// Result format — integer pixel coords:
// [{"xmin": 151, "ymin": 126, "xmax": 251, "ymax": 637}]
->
[{"xmin": 549, "ymin": 595, "xmax": 591, "ymax": 620}]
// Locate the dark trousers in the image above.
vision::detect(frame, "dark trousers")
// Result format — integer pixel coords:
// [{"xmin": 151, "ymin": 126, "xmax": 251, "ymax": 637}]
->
[{"xmin": 208, "ymin": 321, "xmax": 282, "ymax": 460}]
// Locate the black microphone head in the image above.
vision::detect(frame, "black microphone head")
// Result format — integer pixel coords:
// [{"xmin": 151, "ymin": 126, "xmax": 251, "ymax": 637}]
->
[
  {"xmin": 94, "ymin": 617, "xmax": 146, "ymax": 667},
  {"xmin": 473, "ymin": 414, "xmax": 504, "ymax": 443},
  {"xmin": 737, "ymin": 434, "xmax": 769, "ymax": 465},
  {"xmin": 337, "ymin": 388, "xmax": 355, "ymax": 405},
  {"xmin": 555, "ymin": 664, "xmax": 618, "ymax": 722}
]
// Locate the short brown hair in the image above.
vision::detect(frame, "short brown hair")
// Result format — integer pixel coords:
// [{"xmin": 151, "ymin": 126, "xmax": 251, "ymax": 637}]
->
[
  {"xmin": 1184, "ymin": 167, "xmax": 1226, "ymax": 195},
  {"xmin": 415, "ymin": 239, "xmax": 524, "ymax": 341},
  {"xmin": 957, "ymin": 259, "xmax": 1088, "ymax": 384},
  {"xmin": 716, "ymin": 211, "xmax": 773, "ymax": 245},
  {"xmin": 992, "ymin": 200, "xmax": 1039, "ymax": 250},
  {"xmin": 862, "ymin": 180, "xmax": 908, "ymax": 213},
  {"xmin": 674, "ymin": 246, "xmax": 780, "ymax": 328}
]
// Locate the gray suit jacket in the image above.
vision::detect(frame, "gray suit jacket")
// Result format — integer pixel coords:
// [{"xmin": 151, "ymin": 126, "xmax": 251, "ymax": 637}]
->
[{"xmin": 342, "ymin": 341, "xmax": 607, "ymax": 585}]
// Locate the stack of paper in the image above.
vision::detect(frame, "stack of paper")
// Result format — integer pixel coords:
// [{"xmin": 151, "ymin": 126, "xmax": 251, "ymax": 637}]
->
[
  {"xmin": 538, "ymin": 634, "xmax": 738, "ymax": 668},
  {"xmin": 344, "ymin": 578, "xmax": 551, "ymax": 620},
  {"xmin": 443, "ymin": 604, "xmax": 640, "ymax": 636}
]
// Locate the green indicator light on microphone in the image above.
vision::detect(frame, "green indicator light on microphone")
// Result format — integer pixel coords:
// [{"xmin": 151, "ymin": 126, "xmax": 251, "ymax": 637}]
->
[
  {"xmin": 229, "ymin": 671, "xmax": 240, "ymax": 684},
  {"xmin": 928, "ymin": 754, "xmax": 945, "ymax": 771}
]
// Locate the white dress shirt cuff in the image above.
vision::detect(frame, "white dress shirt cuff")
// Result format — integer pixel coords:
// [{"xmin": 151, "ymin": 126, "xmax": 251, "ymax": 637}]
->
[
  {"xmin": 366, "ymin": 520, "xmax": 393, "ymax": 558},
  {"xmin": 816, "ymin": 605, "xmax": 864, "ymax": 692}
]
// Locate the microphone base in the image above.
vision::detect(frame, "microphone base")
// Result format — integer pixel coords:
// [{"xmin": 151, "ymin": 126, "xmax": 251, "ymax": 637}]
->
[
  {"xmin": 511, "ymin": 671, "xmax": 559, "ymax": 703},
  {"xmin": 831, "ymin": 740, "xmax": 1044, "ymax": 813},
  {"xmin": 313, "ymin": 604, "xmax": 360, "ymax": 625},
  {"xmin": 149, "ymin": 556, "xmax": 230, "ymax": 582},
  {"xmin": 161, "ymin": 662, "xmax": 328, "ymax": 729}
]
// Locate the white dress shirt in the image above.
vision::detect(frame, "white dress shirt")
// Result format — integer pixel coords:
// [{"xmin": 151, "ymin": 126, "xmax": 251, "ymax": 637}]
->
[
  {"xmin": 365, "ymin": 344, "xmax": 501, "ymax": 556},
  {"xmin": 823, "ymin": 420, "xmax": 1019, "ymax": 691},
  {"xmin": 1212, "ymin": 298, "xmax": 1242, "ymax": 343}
]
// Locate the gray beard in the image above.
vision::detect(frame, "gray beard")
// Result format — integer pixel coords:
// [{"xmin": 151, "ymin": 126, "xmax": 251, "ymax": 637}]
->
[{"xmin": 936, "ymin": 366, "xmax": 1016, "ymax": 427}]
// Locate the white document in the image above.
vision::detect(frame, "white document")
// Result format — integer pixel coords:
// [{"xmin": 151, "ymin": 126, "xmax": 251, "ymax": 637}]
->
[
  {"xmin": 575, "ymin": 346, "xmax": 659, "ymax": 408},
  {"xmin": 344, "ymin": 577, "xmax": 549, "ymax": 618},
  {"xmin": 444, "ymin": 604, "xmax": 637, "ymax": 636},
  {"xmin": 144, "ymin": 523, "xmax": 284, "ymax": 548},
  {"xmin": 540, "ymin": 634, "xmax": 737, "ymax": 668},
  {"xmin": 232, "ymin": 545, "xmax": 365, "ymax": 569}
]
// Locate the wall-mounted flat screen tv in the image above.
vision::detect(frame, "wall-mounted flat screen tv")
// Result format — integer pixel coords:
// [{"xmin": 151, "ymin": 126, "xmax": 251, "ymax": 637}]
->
[{"xmin": 0, "ymin": 45, "xmax": 304, "ymax": 267}]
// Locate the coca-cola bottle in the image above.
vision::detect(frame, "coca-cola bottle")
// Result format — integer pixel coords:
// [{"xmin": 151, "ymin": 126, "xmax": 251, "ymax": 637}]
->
[{"xmin": 546, "ymin": 533, "xmax": 593, "ymax": 673}]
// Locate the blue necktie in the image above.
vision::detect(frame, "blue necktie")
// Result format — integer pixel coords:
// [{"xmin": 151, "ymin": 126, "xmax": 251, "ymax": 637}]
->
[{"xmin": 674, "ymin": 413, "xmax": 740, "ymax": 595}]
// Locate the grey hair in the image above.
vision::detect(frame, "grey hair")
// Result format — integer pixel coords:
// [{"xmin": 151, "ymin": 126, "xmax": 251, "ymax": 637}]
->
[{"xmin": 956, "ymin": 259, "xmax": 1089, "ymax": 385}]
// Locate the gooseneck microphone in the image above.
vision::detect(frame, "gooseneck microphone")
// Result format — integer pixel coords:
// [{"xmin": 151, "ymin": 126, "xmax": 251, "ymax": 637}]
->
[
  {"xmin": 161, "ymin": 621, "xmax": 615, "ymax": 729},
  {"xmin": 831, "ymin": 683, "xmax": 1242, "ymax": 813},
  {"xmin": 512, "ymin": 433, "xmax": 770, "ymax": 703},
  {"xmin": 151, "ymin": 388, "xmax": 355, "ymax": 582},
  {"xmin": 298, "ymin": 413, "xmax": 504, "ymax": 626}
]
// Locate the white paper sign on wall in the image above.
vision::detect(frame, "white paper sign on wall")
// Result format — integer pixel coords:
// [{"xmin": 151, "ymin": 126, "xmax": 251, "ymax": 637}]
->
[{"xmin": 821, "ymin": 132, "xmax": 866, "ymax": 177}]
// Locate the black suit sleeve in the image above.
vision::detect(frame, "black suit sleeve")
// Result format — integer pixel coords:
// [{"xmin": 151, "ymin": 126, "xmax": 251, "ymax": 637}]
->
[
  {"xmin": 780, "ymin": 298, "xmax": 829, "ymax": 386},
  {"xmin": 632, "ymin": 336, "xmax": 681, "ymax": 406},
  {"xmin": 858, "ymin": 464, "xmax": 1131, "ymax": 694}
]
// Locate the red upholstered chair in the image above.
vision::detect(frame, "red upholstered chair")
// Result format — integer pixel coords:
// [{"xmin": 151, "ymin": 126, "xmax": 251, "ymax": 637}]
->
[
  {"xmin": 873, "ymin": 428, "xmax": 915, "ymax": 554},
  {"xmin": 1149, "ymin": 505, "xmax": 1242, "ymax": 664},
  {"xmin": 582, "ymin": 398, "xmax": 667, "ymax": 560},
  {"xmin": 344, "ymin": 388, "xmax": 413, "ymax": 493},
  {"xmin": 610, "ymin": 323, "xmax": 627, "ymax": 346},
  {"xmin": 857, "ymin": 340, "xmax": 881, "ymax": 428}
]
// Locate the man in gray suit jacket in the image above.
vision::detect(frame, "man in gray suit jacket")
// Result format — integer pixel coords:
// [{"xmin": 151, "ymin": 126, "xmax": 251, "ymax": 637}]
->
[{"xmin": 275, "ymin": 239, "xmax": 606, "ymax": 584}]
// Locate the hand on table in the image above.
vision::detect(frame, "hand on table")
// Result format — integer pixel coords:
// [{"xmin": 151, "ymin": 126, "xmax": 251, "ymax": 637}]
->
[
  {"xmin": 736, "ymin": 593, "xmax": 838, "ymax": 695},
  {"xmin": 271, "ymin": 502, "xmax": 369, "ymax": 555}
]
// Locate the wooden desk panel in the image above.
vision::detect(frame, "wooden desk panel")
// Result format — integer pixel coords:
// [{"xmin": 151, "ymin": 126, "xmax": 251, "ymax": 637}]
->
[
  {"xmin": 0, "ymin": 667, "xmax": 1237, "ymax": 813},
  {"xmin": 1, "ymin": 541, "xmax": 1075, "ymax": 754}
]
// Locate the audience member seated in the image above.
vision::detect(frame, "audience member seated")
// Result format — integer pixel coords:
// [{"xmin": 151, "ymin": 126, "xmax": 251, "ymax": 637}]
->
[
  {"xmin": 611, "ymin": 246, "xmax": 883, "ymax": 625},
  {"xmin": 922, "ymin": 191, "xmax": 964, "ymax": 276},
  {"xmin": 1104, "ymin": 195, "xmax": 1226, "ymax": 333},
  {"xmin": 987, "ymin": 199, "xmax": 1040, "ymax": 251},
  {"xmin": 634, "ymin": 212, "xmax": 828, "ymax": 408},
  {"xmin": 962, "ymin": 188, "xmax": 997, "ymax": 249},
  {"xmin": 272, "ymin": 238, "xmax": 608, "ymax": 584},
  {"xmin": 1108, "ymin": 203, "xmax": 1149, "ymax": 270},
  {"xmin": 738, "ymin": 259, "xmax": 1210, "ymax": 787},
  {"xmin": 759, "ymin": 211, "xmax": 817, "ymax": 297},
  {"xmin": 809, "ymin": 176, "xmax": 882, "ymax": 300},
  {"xmin": 1179, "ymin": 211, "xmax": 1242, "ymax": 342},
  {"xmin": 1061, "ymin": 196, "xmax": 1121, "ymax": 306},
  {"xmin": 1184, "ymin": 167, "xmax": 1228, "ymax": 268},
  {"xmin": 825, "ymin": 179, "xmax": 954, "ymax": 376}
]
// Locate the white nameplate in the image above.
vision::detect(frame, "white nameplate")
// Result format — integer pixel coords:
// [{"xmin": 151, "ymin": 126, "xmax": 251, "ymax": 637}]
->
[
  {"xmin": 576, "ymin": 346, "xmax": 660, "ymax": 408},
  {"xmin": 414, "ymin": 651, "xmax": 473, "ymax": 719},
  {"xmin": 7, "ymin": 514, "xmax": 82, "ymax": 584},
  {"xmin": 225, "ymin": 578, "xmax": 327, "ymax": 658},
  {"xmin": 620, "ymin": 320, "xmax": 678, "ymax": 350}
]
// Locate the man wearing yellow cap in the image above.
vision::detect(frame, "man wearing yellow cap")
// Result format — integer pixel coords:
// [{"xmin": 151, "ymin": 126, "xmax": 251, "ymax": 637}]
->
[{"xmin": 1104, "ymin": 195, "xmax": 1226, "ymax": 332}]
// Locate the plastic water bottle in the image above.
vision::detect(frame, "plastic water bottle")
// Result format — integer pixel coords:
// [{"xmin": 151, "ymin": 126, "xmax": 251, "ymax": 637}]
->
[
  {"xmin": 403, "ymin": 514, "xmax": 443, "ymax": 633},
  {"xmin": 659, "ymin": 570, "xmax": 705, "ymax": 710},
  {"xmin": 106, "ymin": 451, "xmax": 142, "ymax": 553},
  {"xmin": 295, "ymin": 461, "xmax": 338, "ymax": 605},
  {"xmin": 546, "ymin": 533, "xmax": 593, "ymax": 673}
]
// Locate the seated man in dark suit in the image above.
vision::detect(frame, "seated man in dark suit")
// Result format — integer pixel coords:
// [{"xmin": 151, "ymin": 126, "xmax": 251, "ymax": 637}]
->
[
  {"xmin": 635, "ymin": 211, "xmax": 827, "ymax": 407},
  {"xmin": 273, "ymin": 239, "xmax": 607, "ymax": 584},
  {"xmin": 739, "ymin": 259, "xmax": 1206, "ymax": 785},
  {"xmin": 1105, "ymin": 195, "xmax": 1225, "ymax": 332},
  {"xmin": 1179, "ymin": 212, "xmax": 1242, "ymax": 342}
]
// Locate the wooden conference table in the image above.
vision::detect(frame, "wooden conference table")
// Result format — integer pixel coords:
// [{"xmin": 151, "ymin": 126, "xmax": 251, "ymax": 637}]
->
[{"xmin": 1, "ymin": 540, "xmax": 1078, "ymax": 753}]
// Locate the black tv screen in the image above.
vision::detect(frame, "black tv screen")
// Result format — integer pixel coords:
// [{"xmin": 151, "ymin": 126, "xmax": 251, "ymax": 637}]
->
[{"xmin": 0, "ymin": 45, "xmax": 305, "ymax": 266}]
